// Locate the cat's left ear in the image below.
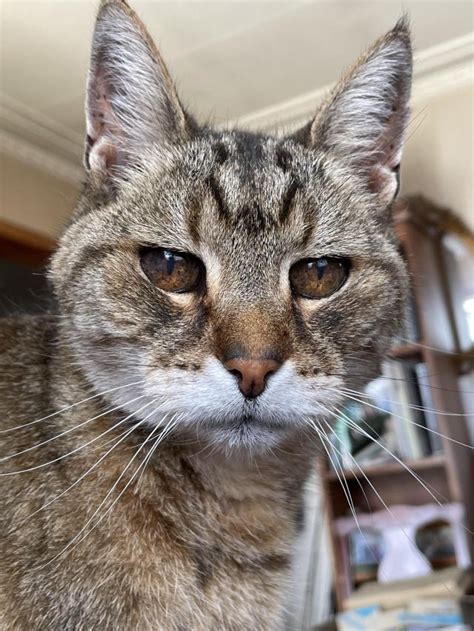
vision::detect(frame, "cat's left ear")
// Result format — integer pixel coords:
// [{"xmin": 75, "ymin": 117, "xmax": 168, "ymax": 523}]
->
[
  {"xmin": 298, "ymin": 18, "xmax": 412, "ymax": 206},
  {"xmin": 85, "ymin": 0, "xmax": 192, "ymax": 189}
]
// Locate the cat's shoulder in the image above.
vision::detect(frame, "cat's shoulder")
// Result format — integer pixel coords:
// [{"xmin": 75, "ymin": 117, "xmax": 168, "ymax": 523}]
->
[
  {"xmin": 0, "ymin": 313, "xmax": 57, "ymax": 352},
  {"xmin": 0, "ymin": 315, "xmax": 59, "ymax": 428},
  {"xmin": 0, "ymin": 314, "xmax": 57, "ymax": 378}
]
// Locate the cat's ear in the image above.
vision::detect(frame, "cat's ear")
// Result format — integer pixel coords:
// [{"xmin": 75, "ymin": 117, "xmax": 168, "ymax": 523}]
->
[
  {"xmin": 298, "ymin": 19, "xmax": 412, "ymax": 206},
  {"xmin": 85, "ymin": 0, "xmax": 191, "ymax": 189}
]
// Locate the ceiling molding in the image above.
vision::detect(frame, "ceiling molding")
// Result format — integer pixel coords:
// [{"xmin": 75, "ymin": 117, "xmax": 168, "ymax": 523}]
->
[
  {"xmin": 0, "ymin": 129, "xmax": 83, "ymax": 186},
  {"xmin": 231, "ymin": 32, "xmax": 474, "ymax": 134},
  {"xmin": 0, "ymin": 92, "xmax": 83, "ymax": 160},
  {"xmin": 0, "ymin": 91, "xmax": 84, "ymax": 184}
]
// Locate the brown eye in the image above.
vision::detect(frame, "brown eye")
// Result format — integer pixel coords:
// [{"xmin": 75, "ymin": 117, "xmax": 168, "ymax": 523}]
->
[
  {"xmin": 140, "ymin": 248, "xmax": 203, "ymax": 293},
  {"xmin": 290, "ymin": 257, "xmax": 350, "ymax": 299}
]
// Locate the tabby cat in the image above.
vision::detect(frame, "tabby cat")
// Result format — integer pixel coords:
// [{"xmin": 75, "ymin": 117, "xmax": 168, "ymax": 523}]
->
[{"xmin": 0, "ymin": 1, "xmax": 412, "ymax": 628}]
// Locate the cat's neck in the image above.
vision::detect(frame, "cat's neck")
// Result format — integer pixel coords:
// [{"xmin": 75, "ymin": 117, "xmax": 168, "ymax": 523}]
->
[{"xmin": 184, "ymin": 439, "xmax": 313, "ymax": 504}]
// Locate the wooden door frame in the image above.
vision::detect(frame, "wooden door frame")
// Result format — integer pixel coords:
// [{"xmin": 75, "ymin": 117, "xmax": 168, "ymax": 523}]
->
[{"xmin": 0, "ymin": 219, "xmax": 56, "ymax": 267}]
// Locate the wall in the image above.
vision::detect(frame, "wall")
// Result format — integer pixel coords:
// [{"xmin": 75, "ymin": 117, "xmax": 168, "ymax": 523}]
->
[
  {"xmin": 0, "ymin": 152, "xmax": 79, "ymax": 239},
  {"xmin": 401, "ymin": 84, "xmax": 474, "ymax": 231}
]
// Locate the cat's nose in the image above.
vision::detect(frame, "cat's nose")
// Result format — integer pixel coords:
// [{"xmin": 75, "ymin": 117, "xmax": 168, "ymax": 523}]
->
[{"xmin": 223, "ymin": 357, "xmax": 281, "ymax": 399}]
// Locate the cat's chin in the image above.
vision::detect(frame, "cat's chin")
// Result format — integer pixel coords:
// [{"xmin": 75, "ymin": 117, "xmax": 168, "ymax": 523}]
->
[
  {"xmin": 183, "ymin": 412, "xmax": 303, "ymax": 454},
  {"xmin": 201, "ymin": 422, "xmax": 292, "ymax": 453}
]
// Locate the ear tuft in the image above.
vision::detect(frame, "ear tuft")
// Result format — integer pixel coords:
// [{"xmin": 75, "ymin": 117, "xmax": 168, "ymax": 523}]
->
[
  {"xmin": 85, "ymin": 0, "xmax": 191, "ymax": 190},
  {"xmin": 307, "ymin": 18, "xmax": 412, "ymax": 205}
]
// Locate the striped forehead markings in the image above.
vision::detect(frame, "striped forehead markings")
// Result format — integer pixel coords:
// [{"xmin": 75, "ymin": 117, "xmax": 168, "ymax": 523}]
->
[
  {"xmin": 190, "ymin": 140, "xmax": 303, "ymax": 239},
  {"xmin": 207, "ymin": 174, "xmax": 230, "ymax": 223}
]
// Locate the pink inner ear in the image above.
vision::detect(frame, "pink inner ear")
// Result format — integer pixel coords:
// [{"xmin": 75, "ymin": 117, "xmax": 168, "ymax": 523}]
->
[
  {"xmin": 86, "ymin": 73, "xmax": 125, "ymax": 174},
  {"xmin": 368, "ymin": 107, "xmax": 406, "ymax": 202},
  {"xmin": 369, "ymin": 164, "xmax": 399, "ymax": 205},
  {"xmin": 382, "ymin": 107, "xmax": 406, "ymax": 168},
  {"xmin": 87, "ymin": 74, "xmax": 119, "ymax": 144}
]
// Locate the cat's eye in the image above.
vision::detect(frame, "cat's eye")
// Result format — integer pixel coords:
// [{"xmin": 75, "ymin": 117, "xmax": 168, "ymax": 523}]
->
[
  {"xmin": 290, "ymin": 257, "xmax": 350, "ymax": 299},
  {"xmin": 140, "ymin": 248, "xmax": 203, "ymax": 293}
]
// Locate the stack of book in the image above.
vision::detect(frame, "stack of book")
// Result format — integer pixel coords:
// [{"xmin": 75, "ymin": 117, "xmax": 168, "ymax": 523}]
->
[
  {"xmin": 328, "ymin": 359, "xmax": 444, "ymax": 471},
  {"xmin": 337, "ymin": 567, "xmax": 472, "ymax": 631}
]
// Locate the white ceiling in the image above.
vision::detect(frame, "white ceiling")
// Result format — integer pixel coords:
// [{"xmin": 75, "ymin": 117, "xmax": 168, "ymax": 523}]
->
[{"xmin": 1, "ymin": 0, "xmax": 473, "ymax": 166}]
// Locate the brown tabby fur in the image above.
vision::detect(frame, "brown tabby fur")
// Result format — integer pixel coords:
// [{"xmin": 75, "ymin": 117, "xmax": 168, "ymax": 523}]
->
[{"xmin": 0, "ymin": 2, "xmax": 412, "ymax": 628}]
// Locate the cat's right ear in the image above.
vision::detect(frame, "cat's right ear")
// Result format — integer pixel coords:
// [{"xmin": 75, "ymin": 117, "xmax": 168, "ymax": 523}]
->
[
  {"xmin": 293, "ymin": 19, "xmax": 412, "ymax": 207},
  {"xmin": 85, "ymin": 0, "xmax": 192, "ymax": 190}
]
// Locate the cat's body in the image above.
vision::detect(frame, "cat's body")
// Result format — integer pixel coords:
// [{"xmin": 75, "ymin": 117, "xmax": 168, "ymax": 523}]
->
[
  {"xmin": 1, "ymin": 318, "xmax": 306, "ymax": 630},
  {"xmin": 0, "ymin": 1, "xmax": 412, "ymax": 628}
]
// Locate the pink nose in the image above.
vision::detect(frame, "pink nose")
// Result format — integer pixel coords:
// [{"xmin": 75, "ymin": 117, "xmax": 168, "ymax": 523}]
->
[{"xmin": 223, "ymin": 358, "xmax": 281, "ymax": 398}]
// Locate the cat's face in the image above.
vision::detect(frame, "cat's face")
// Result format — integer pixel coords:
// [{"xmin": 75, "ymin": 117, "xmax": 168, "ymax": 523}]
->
[{"xmin": 51, "ymin": 1, "xmax": 412, "ymax": 451}]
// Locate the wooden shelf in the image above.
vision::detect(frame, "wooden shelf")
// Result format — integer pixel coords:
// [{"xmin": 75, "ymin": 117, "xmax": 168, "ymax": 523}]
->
[
  {"xmin": 325, "ymin": 454, "xmax": 446, "ymax": 482},
  {"xmin": 0, "ymin": 218, "xmax": 56, "ymax": 267},
  {"xmin": 454, "ymin": 347, "xmax": 474, "ymax": 374},
  {"xmin": 388, "ymin": 342, "xmax": 424, "ymax": 360}
]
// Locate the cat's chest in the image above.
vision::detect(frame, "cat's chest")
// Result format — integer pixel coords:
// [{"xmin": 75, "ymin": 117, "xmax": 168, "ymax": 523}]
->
[{"xmin": 67, "ymin": 479, "xmax": 294, "ymax": 629}]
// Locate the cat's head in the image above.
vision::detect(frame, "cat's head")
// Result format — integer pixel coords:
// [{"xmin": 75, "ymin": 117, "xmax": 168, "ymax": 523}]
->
[{"xmin": 51, "ymin": 0, "xmax": 412, "ymax": 451}]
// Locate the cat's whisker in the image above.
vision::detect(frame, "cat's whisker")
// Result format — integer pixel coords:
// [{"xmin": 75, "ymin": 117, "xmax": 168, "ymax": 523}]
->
[
  {"xmin": 341, "ymin": 386, "xmax": 474, "ymax": 418},
  {"xmin": 331, "ymin": 402, "xmax": 445, "ymax": 505},
  {"xmin": 317, "ymin": 411, "xmax": 373, "ymax": 513},
  {"xmin": 0, "ymin": 393, "xmax": 148, "ymax": 463},
  {"xmin": 334, "ymin": 368, "xmax": 467, "ymax": 392},
  {"xmin": 397, "ymin": 337, "xmax": 463, "ymax": 356},
  {"xmin": 17, "ymin": 402, "xmax": 173, "ymax": 525},
  {"xmin": 338, "ymin": 388, "xmax": 473, "ymax": 450},
  {"xmin": 305, "ymin": 417, "xmax": 358, "ymax": 523},
  {"xmin": 318, "ymin": 373, "xmax": 474, "ymax": 419},
  {"xmin": 324, "ymin": 349, "xmax": 474, "ymax": 396},
  {"xmin": 331, "ymin": 404, "xmax": 474, "ymax": 538},
  {"xmin": 302, "ymin": 415, "xmax": 381, "ymax": 570},
  {"xmin": 135, "ymin": 414, "xmax": 181, "ymax": 488},
  {"xmin": 17, "ymin": 414, "xmax": 151, "ymax": 527},
  {"xmin": 329, "ymin": 396, "xmax": 469, "ymax": 516},
  {"xmin": 319, "ymin": 409, "xmax": 458, "ymax": 594},
  {"xmin": 132, "ymin": 415, "xmax": 181, "ymax": 451},
  {"xmin": 39, "ymin": 411, "xmax": 176, "ymax": 569},
  {"xmin": 0, "ymin": 379, "xmax": 146, "ymax": 434},
  {"xmin": 0, "ymin": 397, "xmax": 157, "ymax": 476},
  {"xmin": 316, "ymin": 416, "xmax": 384, "ymax": 568},
  {"xmin": 313, "ymin": 415, "xmax": 367, "ymax": 513}
]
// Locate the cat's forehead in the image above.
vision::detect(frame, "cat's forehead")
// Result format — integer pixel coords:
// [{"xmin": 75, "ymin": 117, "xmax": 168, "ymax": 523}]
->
[
  {"xmin": 114, "ymin": 129, "xmax": 376, "ymax": 264},
  {"xmin": 198, "ymin": 130, "xmax": 318, "ymax": 188},
  {"xmin": 189, "ymin": 132, "xmax": 313, "ymax": 246},
  {"xmin": 131, "ymin": 132, "xmax": 327, "ymax": 248}
]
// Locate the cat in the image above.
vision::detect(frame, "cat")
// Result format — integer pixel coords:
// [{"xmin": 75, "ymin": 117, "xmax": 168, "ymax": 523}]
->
[{"xmin": 0, "ymin": 1, "xmax": 412, "ymax": 628}]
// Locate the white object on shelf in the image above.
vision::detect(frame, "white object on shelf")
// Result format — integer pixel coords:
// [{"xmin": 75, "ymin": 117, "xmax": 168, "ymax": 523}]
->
[{"xmin": 334, "ymin": 503, "xmax": 470, "ymax": 584}]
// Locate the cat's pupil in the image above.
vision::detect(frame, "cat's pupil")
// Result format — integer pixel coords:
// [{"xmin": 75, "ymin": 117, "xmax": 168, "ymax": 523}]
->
[
  {"xmin": 164, "ymin": 250, "xmax": 176, "ymax": 275},
  {"xmin": 314, "ymin": 258, "xmax": 328, "ymax": 280}
]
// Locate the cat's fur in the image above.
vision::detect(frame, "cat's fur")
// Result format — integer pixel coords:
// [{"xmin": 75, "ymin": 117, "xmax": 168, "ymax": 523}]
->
[{"xmin": 0, "ymin": 1, "xmax": 412, "ymax": 628}]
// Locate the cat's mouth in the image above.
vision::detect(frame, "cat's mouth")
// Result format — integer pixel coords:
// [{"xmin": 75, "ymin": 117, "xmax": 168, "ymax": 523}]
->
[
  {"xmin": 230, "ymin": 413, "xmax": 287, "ymax": 431},
  {"xmin": 207, "ymin": 413, "xmax": 291, "ymax": 450},
  {"xmin": 196, "ymin": 408, "xmax": 288, "ymax": 430}
]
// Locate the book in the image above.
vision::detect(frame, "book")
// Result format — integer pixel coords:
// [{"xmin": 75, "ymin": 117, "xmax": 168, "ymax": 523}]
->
[
  {"xmin": 384, "ymin": 360, "xmax": 430, "ymax": 460},
  {"xmin": 328, "ymin": 359, "xmax": 436, "ymax": 473},
  {"xmin": 415, "ymin": 362, "xmax": 443, "ymax": 453},
  {"xmin": 344, "ymin": 567, "xmax": 470, "ymax": 611},
  {"xmin": 392, "ymin": 290, "xmax": 421, "ymax": 345}
]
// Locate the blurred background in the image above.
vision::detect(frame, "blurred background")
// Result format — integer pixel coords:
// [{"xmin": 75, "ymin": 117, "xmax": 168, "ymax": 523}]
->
[{"xmin": 1, "ymin": 2, "xmax": 473, "ymax": 630}]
